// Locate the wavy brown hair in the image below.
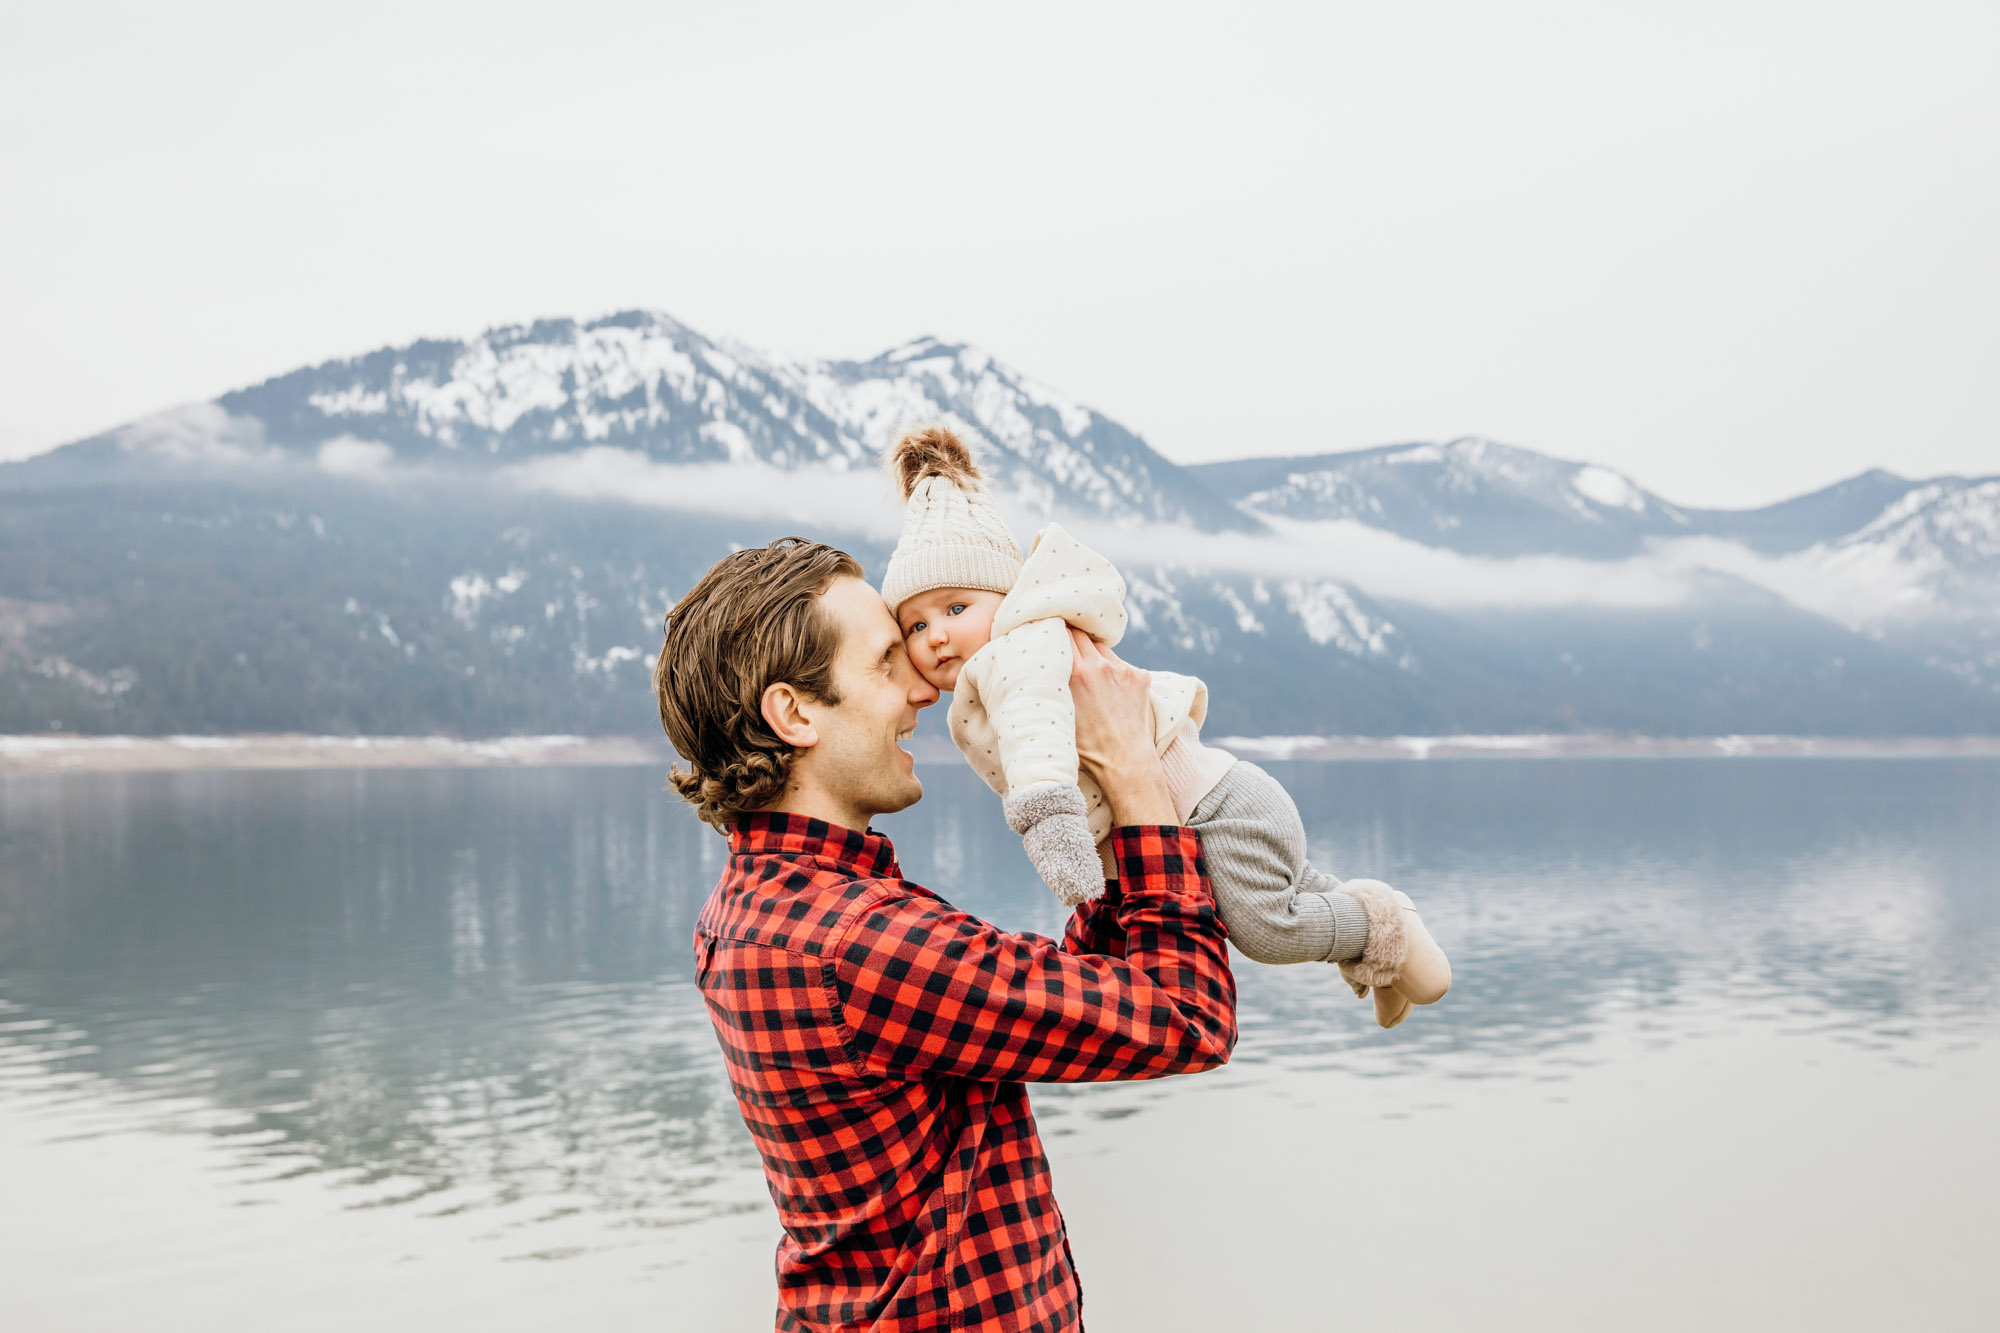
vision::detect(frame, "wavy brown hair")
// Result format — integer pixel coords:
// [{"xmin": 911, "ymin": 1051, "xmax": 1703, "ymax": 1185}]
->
[{"xmin": 654, "ymin": 538, "xmax": 864, "ymax": 831}]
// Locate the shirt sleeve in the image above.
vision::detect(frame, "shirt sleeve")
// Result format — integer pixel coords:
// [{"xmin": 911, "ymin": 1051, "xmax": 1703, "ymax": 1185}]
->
[
  {"xmin": 828, "ymin": 826, "xmax": 1237, "ymax": 1085},
  {"xmin": 1061, "ymin": 874, "xmax": 1128, "ymax": 959}
]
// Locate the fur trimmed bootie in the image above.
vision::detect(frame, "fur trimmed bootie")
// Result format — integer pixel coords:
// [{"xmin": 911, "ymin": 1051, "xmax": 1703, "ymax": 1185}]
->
[
  {"xmin": 1373, "ymin": 984, "xmax": 1413, "ymax": 1030},
  {"xmin": 1338, "ymin": 879, "xmax": 1451, "ymax": 1028},
  {"xmin": 1005, "ymin": 781, "xmax": 1105, "ymax": 905},
  {"xmin": 1387, "ymin": 889, "xmax": 1451, "ymax": 1005}
]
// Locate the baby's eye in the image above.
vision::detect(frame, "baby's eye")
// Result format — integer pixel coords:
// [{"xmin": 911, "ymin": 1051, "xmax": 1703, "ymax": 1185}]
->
[
  {"xmin": 906, "ymin": 621, "xmax": 926, "ymax": 637},
  {"xmin": 948, "ymin": 603, "xmax": 967, "ymax": 616}
]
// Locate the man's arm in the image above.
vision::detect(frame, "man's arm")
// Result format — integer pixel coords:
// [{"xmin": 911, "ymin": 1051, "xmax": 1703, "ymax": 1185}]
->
[
  {"xmin": 829, "ymin": 824, "xmax": 1235, "ymax": 1084},
  {"xmin": 1057, "ymin": 626, "xmax": 1177, "ymax": 957},
  {"xmin": 828, "ymin": 623, "xmax": 1234, "ymax": 1085},
  {"xmin": 1062, "ymin": 877, "xmax": 1129, "ymax": 959}
]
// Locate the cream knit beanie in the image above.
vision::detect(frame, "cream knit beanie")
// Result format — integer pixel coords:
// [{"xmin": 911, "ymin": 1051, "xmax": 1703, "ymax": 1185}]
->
[{"xmin": 878, "ymin": 425, "xmax": 1022, "ymax": 613}]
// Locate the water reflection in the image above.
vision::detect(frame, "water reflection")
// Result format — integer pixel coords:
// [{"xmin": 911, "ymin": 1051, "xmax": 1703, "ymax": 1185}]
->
[
  {"xmin": 0, "ymin": 768, "xmax": 755, "ymax": 1233},
  {"xmin": 2, "ymin": 759, "xmax": 1997, "ymax": 1244},
  {"xmin": 1252, "ymin": 760, "xmax": 2000, "ymax": 1062}
]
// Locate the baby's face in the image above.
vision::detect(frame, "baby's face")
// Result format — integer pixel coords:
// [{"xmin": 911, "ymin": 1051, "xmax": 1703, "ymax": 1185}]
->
[{"xmin": 897, "ymin": 587, "xmax": 1004, "ymax": 691}]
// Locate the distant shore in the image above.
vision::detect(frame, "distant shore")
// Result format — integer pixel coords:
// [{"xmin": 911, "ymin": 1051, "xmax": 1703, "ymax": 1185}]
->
[
  {"xmin": 1213, "ymin": 734, "xmax": 2000, "ymax": 761},
  {"xmin": 0, "ymin": 734, "xmax": 675, "ymax": 774},
  {"xmin": 5, "ymin": 731, "xmax": 2000, "ymax": 774}
]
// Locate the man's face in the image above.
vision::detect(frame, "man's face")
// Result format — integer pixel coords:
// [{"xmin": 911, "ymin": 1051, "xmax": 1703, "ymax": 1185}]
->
[{"xmin": 798, "ymin": 577, "xmax": 940, "ymax": 825}]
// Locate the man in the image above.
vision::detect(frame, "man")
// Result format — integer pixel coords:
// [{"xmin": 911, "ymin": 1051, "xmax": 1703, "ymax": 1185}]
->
[{"xmin": 654, "ymin": 536, "xmax": 1237, "ymax": 1332}]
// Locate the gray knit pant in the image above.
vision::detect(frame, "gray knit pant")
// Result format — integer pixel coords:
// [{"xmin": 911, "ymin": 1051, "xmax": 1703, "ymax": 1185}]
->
[{"xmin": 1189, "ymin": 760, "xmax": 1370, "ymax": 965}]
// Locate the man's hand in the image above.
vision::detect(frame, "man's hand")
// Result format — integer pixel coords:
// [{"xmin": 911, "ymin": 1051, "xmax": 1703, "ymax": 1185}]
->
[{"xmin": 1068, "ymin": 628, "xmax": 1176, "ymax": 827}]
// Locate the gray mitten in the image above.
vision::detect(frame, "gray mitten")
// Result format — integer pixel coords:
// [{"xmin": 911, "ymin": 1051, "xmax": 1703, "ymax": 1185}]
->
[{"xmin": 1004, "ymin": 780, "xmax": 1105, "ymax": 905}]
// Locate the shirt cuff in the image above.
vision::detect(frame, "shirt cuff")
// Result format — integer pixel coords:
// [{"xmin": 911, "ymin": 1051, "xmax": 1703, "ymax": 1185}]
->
[{"xmin": 1106, "ymin": 825, "xmax": 1207, "ymax": 895}]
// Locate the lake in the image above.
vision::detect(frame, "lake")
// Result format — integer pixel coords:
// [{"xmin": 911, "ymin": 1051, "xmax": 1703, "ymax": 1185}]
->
[{"xmin": 3, "ymin": 758, "xmax": 1997, "ymax": 1331}]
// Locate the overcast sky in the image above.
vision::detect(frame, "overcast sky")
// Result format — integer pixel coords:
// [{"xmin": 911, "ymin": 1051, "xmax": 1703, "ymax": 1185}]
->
[{"xmin": 2, "ymin": 1, "xmax": 1994, "ymax": 507}]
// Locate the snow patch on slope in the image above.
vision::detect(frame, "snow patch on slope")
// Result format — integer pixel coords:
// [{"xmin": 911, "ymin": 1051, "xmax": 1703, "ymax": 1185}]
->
[
  {"xmin": 1281, "ymin": 580, "xmax": 1398, "ymax": 657},
  {"xmin": 1573, "ymin": 465, "xmax": 1646, "ymax": 512}
]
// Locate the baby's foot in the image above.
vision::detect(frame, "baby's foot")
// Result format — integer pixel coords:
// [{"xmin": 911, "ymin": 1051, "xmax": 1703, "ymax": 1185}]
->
[
  {"xmin": 1388, "ymin": 890, "xmax": 1451, "ymax": 1006},
  {"xmin": 1336, "ymin": 879, "xmax": 1450, "ymax": 1027},
  {"xmin": 1372, "ymin": 984, "xmax": 1412, "ymax": 1029}
]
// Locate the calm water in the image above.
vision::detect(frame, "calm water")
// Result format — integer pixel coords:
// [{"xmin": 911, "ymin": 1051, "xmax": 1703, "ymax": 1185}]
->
[{"xmin": 3, "ymin": 759, "xmax": 1997, "ymax": 1331}]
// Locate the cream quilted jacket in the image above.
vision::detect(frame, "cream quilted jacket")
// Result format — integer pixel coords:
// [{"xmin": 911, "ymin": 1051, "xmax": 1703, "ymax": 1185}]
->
[{"xmin": 946, "ymin": 523, "xmax": 1235, "ymax": 845}]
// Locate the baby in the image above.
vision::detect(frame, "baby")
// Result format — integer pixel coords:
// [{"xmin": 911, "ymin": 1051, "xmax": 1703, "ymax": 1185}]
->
[{"xmin": 879, "ymin": 425, "xmax": 1449, "ymax": 1027}]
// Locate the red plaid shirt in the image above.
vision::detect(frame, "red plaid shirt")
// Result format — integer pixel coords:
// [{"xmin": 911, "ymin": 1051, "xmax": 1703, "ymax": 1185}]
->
[{"xmin": 695, "ymin": 813, "xmax": 1237, "ymax": 1332}]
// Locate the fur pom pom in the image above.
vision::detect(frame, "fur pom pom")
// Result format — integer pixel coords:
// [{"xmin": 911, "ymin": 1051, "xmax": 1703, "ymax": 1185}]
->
[
  {"xmin": 1336, "ymin": 878, "xmax": 1410, "ymax": 997},
  {"xmin": 886, "ymin": 424, "xmax": 982, "ymax": 500}
]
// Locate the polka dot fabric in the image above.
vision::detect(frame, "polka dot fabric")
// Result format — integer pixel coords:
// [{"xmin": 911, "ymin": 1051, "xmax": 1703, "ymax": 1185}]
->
[{"xmin": 950, "ymin": 523, "xmax": 1215, "ymax": 852}]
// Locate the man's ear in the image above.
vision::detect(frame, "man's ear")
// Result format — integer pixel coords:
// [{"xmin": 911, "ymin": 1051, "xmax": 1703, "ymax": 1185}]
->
[{"xmin": 760, "ymin": 681, "xmax": 817, "ymax": 749}]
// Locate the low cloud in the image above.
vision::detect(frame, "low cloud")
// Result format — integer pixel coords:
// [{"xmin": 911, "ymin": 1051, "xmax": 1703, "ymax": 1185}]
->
[
  {"xmin": 113, "ymin": 403, "xmax": 270, "ymax": 463},
  {"xmin": 1068, "ymin": 517, "xmax": 1932, "ymax": 623},
  {"xmin": 1076, "ymin": 517, "xmax": 1689, "ymax": 610},
  {"xmin": 316, "ymin": 437, "xmax": 397, "ymax": 478},
  {"xmin": 90, "ymin": 429, "xmax": 1939, "ymax": 623},
  {"xmin": 1644, "ymin": 536, "xmax": 1930, "ymax": 623},
  {"xmin": 500, "ymin": 452, "xmax": 1936, "ymax": 621},
  {"xmin": 498, "ymin": 447, "xmax": 905, "ymax": 538}
]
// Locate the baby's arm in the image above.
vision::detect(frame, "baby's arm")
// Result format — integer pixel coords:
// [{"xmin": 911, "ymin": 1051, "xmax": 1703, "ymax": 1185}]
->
[
  {"xmin": 978, "ymin": 617, "xmax": 1082, "ymax": 788},
  {"xmin": 967, "ymin": 617, "xmax": 1105, "ymax": 905}
]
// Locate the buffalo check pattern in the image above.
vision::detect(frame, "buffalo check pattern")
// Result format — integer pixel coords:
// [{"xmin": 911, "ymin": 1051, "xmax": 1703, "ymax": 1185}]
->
[{"xmin": 695, "ymin": 812, "xmax": 1237, "ymax": 1332}]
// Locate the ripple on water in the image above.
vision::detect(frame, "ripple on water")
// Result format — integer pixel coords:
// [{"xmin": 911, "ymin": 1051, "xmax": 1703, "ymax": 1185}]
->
[{"xmin": 1, "ymin": 759, "xmax": 1997, "ymax": 1257}]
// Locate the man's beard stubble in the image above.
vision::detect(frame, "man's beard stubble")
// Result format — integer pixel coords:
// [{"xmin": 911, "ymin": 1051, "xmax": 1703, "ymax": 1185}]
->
[{"xmin": 824, "ymin": 743, "xmax": 924, "ymax": 825}]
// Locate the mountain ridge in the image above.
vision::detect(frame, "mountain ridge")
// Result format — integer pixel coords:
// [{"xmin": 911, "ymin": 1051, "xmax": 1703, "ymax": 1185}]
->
[
  {"xmin": 192, "ymin": 309, "xmax": 1262, "ymax": 533},
  {"xmin": 46, "ymin": 307, "xmax": 1971, "ymax": 541},
  {"xmin": 6, "ymin": 308, "xmax": 1997, "ymax": 738}
]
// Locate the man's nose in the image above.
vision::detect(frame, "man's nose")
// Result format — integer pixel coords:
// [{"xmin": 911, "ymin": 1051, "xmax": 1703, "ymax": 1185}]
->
[{"xmin": 907, "ymin": 670, "xmax": 940, "ymax": 708}]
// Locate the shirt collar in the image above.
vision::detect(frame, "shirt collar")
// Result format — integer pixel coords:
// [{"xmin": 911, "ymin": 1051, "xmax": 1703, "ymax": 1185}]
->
[{"xmin": 729, "ymin": 811, "xmax": 901, "ymax": 879}]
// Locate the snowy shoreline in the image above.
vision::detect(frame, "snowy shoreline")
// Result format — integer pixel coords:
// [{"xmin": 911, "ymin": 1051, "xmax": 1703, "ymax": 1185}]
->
[
  {"xmin": 4, "ymin": 731, "xmax": 2000, "ymax": 774},
  {"xmin": 0, "ymin": 733, "xmax": 674, "ymax": 773},
  {"xmin": 1213, "ymin": 733, "xmax": 2000, "ymax": 761}
]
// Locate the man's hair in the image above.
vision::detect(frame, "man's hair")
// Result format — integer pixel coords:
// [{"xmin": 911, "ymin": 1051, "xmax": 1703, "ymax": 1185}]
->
[{"xmin": 655, "ymin": 537, "xmax": 865, "ymax": 831}]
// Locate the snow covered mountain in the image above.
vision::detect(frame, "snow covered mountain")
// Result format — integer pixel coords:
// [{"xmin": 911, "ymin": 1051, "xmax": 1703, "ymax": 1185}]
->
[
  {"xmin": 1193, "ymin": 440, "xmax": 2000, "ymax": 588},
  {"xmin": 1810, "ymin": 477, "xmax": 2000, "ymax": 612},
  {"xmin": 6, "ymin": 308, "xmax": 1998, "ymax": 737},
  {"xmin": 1688, "ymin": 469, "xmax": 1929, "ymax": 555},
  {"xmin": 1194, "ymin": 439, "xmax": 2000, "ymax": 656},
  {"xmin": 1191, "ymin": 438, "xmax": 1695, "ymax": 558},
  {"xmin": 200, "ymin": 311, "xmax": 1256, "ymax": 533}
]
